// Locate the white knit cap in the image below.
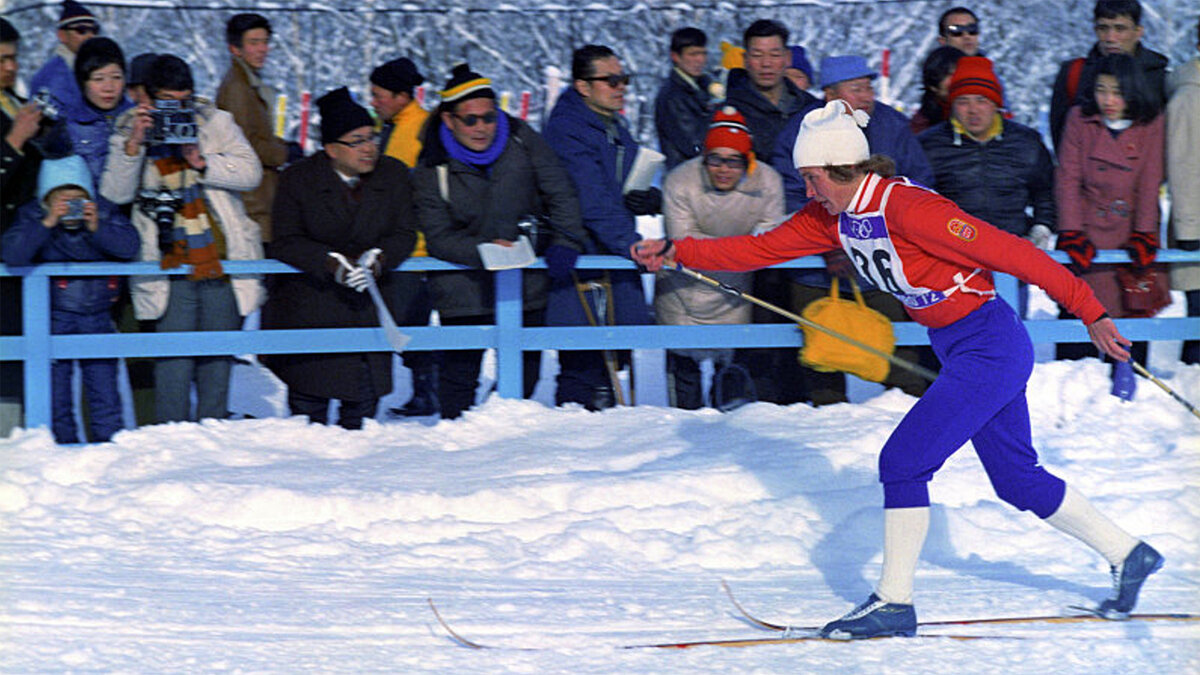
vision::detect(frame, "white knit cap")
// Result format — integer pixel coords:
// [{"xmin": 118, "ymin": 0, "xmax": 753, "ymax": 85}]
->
[{"xmin": 792, "ymin": 99, "xmax": 871, "ymax": 169}]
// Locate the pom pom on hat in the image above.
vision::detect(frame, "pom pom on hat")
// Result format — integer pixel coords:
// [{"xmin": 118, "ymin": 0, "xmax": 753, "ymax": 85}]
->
[
  {"xmin": 316, "ymin": 86, "xmax": 374, "ymax": 143},
  {"xmin": 792, "ymin": 100, "xmax": 870, "ymax": 169},
  {"xmin": 705, "ymin": 105, "xmax": 753, "ymax": 157},
  {"xmin": 371, "ymin": 57, "xmax": 424, "ymax": 95},
  {"xmin": 439, "ymin": 63, "xmax": 494, "ymax": 105},
  {"xmin": 948, "ymin": 56, "xmax": 1004, "ymax": 107}
]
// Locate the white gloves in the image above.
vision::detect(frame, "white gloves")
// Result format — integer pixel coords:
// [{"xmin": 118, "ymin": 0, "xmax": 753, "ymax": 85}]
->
[
  {"xmin": 328, "ymin": 251, "xmax": 369, "ymax": 292},
  {"xmin": 1025, "ymin": 224, "xmax": 1053, "ymax": 250}
]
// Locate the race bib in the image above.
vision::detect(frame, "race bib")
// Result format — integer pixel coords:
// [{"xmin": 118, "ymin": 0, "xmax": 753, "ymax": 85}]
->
[{"xmin": 838, "ymin": 210, "xmax": 948, "ymax": 310}]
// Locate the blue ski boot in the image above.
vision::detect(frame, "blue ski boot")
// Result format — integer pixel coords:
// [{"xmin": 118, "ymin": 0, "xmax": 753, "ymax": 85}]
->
[
  {"xmin": 1097, "ymin": 541, "xmax": 1163, "ymax": 619},
  {"xmin": 819, "ymin": 593, "xmax": 917, "ymax": 639}
]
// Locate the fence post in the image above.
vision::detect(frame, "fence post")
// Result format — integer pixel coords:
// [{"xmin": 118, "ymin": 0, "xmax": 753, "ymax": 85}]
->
[
  {"xmin": 21, "ymin": 274, "xmax": 52, "ymax": 430},
  {"xmin": 494, "ymin": 268, "xmax": 523, "ymax": 398}
]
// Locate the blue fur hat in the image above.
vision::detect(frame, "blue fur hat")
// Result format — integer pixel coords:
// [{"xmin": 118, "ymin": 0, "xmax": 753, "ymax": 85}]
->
[{"xmin": 37, "ymin": 155, "xmax": 94, "ymax": 205}]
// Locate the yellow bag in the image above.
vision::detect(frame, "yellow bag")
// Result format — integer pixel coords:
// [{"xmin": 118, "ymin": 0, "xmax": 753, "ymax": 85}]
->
[{"xmin": 798, "ymin": 277, "xmax": 895, "ymax": 383}]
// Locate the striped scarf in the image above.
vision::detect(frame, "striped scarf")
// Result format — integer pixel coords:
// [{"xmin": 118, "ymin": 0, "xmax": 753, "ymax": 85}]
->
[{"xmin": 153, "ymin": 151, "xmax": 223, "ymax": 280}]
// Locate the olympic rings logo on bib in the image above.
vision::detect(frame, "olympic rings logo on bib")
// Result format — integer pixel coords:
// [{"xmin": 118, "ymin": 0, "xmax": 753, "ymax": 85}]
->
[{"xmin": 947, "ymin": 218, "xmax": 978, "ymax": 242}]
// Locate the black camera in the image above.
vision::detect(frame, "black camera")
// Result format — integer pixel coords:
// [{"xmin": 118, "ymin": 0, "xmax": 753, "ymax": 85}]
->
[
  {"xmin": 148, "ymin": 99, "xmax": 198, "ymax": 145},
  {"xmin": 32, "ymin": 88, "xmax": 62, "ymax": 122},
  {"xmin": 136, "ymin": 187, "xmax": 185, "ymax": 251},
  {"xmin": 60, "ymin": 198, "xmax": 88, "ymax": 231}
]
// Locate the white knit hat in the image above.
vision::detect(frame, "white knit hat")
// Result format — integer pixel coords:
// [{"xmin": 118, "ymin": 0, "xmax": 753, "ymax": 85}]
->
[{"xmin": 792, "ymin": 99, "xmax": 871, "ymax": 169}]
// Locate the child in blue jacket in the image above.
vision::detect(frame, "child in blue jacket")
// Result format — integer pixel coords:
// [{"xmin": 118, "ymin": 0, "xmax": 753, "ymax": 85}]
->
[{"xmin": 3, "ymin": 155, "xmax": 140, "ymax": 443}]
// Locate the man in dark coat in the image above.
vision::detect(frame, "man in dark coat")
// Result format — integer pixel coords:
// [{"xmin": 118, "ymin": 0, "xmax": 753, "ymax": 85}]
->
[
  {"xmin": 264, "ymin": 87, "xmax": 418, "ymax": 430},
  {"xmin": 721, "ymin": 19, "xmax": 817, "ymax": 160},
  {"xmin": 543, "ymin": 44, "xmax": 654, "ymax": 410},
  {"xmin": 654, "ymin": 27, "xmax": 716, "ymax": 169},
  {"xmin": 413, "ymin": 64, "xmax": 587, "ymax": 419},
  {"xmin": 1048, "ymin": 0, "xmax": 1168, "ymax": 151}
]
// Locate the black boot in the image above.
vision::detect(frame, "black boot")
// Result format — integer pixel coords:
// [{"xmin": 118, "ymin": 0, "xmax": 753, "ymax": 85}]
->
[{"xmin": 390, "ymin": 365, "xmax": 439, "ymax": 417}]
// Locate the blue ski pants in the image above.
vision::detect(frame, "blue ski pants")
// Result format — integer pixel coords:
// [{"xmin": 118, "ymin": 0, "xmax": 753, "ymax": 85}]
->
[{"xmin": 879, "ymin": 299, "xmax": 1066, "ymax": 519}]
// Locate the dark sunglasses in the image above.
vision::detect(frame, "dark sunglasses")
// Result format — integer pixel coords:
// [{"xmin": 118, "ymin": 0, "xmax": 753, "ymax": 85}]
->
[
  {"xmin": 944, "ymin": 22, "xmax": 980, "ymax": 36},
  {"xmin": 583, "ymin": 73, "xmax": 632, "ymax": 88},
  {"xmin": 452, "ymin": 111, "xmax": 499, "ymax": 127},
  {"xmin": 67, "ymin": 24, "xmax": 100, "ymax": 35},
  {"xmin": 703, "ymin": 154, "xmax": 748, "ymax": 170}
]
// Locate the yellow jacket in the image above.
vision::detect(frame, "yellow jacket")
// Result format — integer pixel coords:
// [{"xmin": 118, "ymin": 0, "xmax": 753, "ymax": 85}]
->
[{"xmin": 382, "ymin": 100, "xmax": 430, "ymax": 254}]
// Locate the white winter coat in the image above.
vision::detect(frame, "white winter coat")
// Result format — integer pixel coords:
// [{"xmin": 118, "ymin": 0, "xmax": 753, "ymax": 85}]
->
[
  {"xmin": 1167, "ymin": 57, "xmax": 1200, "ymax": 291},
  {"xmin": 654, "ymin": 156, "xmax": 785, "ymax": 327},
  {"xmin": 101, "ymin": 98, "xmax": 266, "ymax": 319}
]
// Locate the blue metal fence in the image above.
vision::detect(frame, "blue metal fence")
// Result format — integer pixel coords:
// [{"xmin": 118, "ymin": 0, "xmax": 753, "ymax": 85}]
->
[{"xmin": 2, "ymin": 250, "xmax": 1197, "ymax": 430}]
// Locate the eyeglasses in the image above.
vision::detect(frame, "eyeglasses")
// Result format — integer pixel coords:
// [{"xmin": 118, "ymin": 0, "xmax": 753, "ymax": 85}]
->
[
  {"xmin": 331, "ymin": 133, "xmax": 379, "ymax": 149},
  {"xmin": 944, "ymin": 22, "xmax": 980, "ymax": 37},
  {"xmin": 703, "ymin": 154, "xmax": 747, "ymax": 170},
  {"xmin": 582, "ymin": 73, "xmax": 632, "ymax": 88},
  {"xmin": 67, "ymin": 24, "xmax": 100, "ymax": 35},
  {"xmin": 451, "ymin": 111, "xmax": 499, "ymax": 127}
]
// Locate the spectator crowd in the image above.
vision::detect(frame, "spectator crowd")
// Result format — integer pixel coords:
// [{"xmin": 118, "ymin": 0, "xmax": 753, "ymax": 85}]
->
[{"xmin": 1, "ymin": 1, "xmax": 1197, "ymax": 441}]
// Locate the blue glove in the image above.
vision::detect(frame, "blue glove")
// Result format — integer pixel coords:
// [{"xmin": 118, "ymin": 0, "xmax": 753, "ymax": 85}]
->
[
  {"xmin": 1111, "ymin": 360, "xmax": 1136, "ymax": 401},
  {"xmin": 544, "ymin": 245, "xmax": 579, "ymax": 283}
]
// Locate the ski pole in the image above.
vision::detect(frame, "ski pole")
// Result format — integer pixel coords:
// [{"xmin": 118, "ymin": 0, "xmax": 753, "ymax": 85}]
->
[
  {"xmin": 668, "ymin": 264, "xmax": 938, "ymax": 382},
  {"xmin": 1130, "ymin": 361, "xmax": 1200, "ymax": 420},
  {"xmin": 364, "ymin": 272, "xmax": 411, "ymax": 353}
]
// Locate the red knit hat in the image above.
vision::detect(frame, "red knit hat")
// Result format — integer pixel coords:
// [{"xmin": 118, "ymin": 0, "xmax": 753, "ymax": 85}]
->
[
  {"xmin": 948, "ymin": 56, "xmax": 1003, "ymax": 107},
  {"xmin": 705, "ymin": 105, "xmax": 753, "ymax": 157}
]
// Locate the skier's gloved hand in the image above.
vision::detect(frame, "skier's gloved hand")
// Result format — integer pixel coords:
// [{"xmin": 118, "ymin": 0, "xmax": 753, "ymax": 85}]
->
[
  {"xmin": 357, "ymin": 247, "xmax": 385, "ymax": 278},
  {"xmin": 624, "ymin": 187, "xmax": 662, "ymax": 216},
  {"xmin": 327, "ymin": 251, "xmax": 368, "ymax": 292},
  {"xmin": 1055, "ymin": 230, "xmax": 1096, "ymax": 274},
  {"xmin": 822, "ymin": 249, "xmax": 855, "ymax": 279},
  {"xmin": 544, "ymin": 245, "xmax": 579, "ymax": 284}
]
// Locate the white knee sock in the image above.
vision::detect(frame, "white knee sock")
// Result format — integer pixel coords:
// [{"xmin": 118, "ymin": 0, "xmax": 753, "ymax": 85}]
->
[
  {"xmin": 875, "ymin": 507, "xmax": 930, "ymax": 605},
  {"xmin": 1044, "ymin": 486, "xmax": 1138, "ymax": 566}
]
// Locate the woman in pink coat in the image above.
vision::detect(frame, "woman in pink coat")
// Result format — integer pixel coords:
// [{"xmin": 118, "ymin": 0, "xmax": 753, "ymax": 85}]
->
[{"xmin": 1055, "ymin": 52, "xmax": 1165, "ymax": 385}]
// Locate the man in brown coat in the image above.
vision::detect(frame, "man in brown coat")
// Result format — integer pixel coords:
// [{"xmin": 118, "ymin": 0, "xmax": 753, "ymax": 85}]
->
[{"xmin": 217, "ymin": 12, "xmax": 289, "ymax": 245}]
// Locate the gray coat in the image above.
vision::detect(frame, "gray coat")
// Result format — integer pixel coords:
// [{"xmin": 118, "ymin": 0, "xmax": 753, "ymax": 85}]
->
[
  {"xmin": 654, "ymin": 156, "xmax": 785, "ymax": 327},
  {"xmin": 413, "ymin": 115, "xmax": 586, "ymax": 319}
]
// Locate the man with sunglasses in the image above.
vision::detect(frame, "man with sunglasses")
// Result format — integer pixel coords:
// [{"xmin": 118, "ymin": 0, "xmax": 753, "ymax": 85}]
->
[
  {"xmin": 543, "ymin": 44, "xmax": 654, "ymax": 410},
  {"xmin": 29, "ymin": 0, "xmax": 100, "ymax": 121},
  {"xmin": 261, "ymin": 87, "xmax": 418, "ymax": 430},
  {"xmin": 1049, "ymin": 0, "xmax": 1168, "ymax": 150},
  {"xmin": 937, "ymin": 7, "xmax": 981, "ymax": 56},
  {"xmin": 655, "ymin": 106, "xmax": 784, "ymax": 411},
  {"xmin": 410, "ymin": 64, "xmax": 588, "ymax": 419}
]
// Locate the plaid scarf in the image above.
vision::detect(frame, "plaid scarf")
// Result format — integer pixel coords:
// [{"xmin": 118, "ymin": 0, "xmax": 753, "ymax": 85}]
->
[{"xmin": 152, "ymin": 150, "xmax": 223, "ymax": 280}]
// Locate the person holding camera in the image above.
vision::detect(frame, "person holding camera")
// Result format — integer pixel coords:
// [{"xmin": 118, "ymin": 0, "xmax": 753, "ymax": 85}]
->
[
  {"xmin": 3, "ymin": 154, "xmax": 139, "ymax": 443},
  {"xmin": 100, "ymin": 54, "xmax": 265, "ymax": 424}
]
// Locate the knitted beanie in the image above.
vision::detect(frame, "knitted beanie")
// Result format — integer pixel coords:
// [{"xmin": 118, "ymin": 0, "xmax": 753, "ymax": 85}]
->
[
  {"xmin": 705, "ymin": 105, "xmax": 753, "ymax": 157},
  {"xmin": 788, "ymin": 45, "xmax": 814, "ymax": 82},
  {"xmin": 370, "ymin": 57, "xmax": 424, "ymax": 95},
  {"xmin": 58, "ymin": 0, "xmax": 97, "ymax": 30},
  {"xmin": 792, "ymin": 100, "xmax": 870, "ymax": 169},
  {"xmin": 1, "ymin": 18, "xmax": 20, "ymax": 43},
  {"xmin": 37, "ymin": 154, "xmax": 94, "ymax": 205},
  {"xmin": 316, "ymin": 86, "xmax": 374, "ymax": 143},
  {"xmin": 439, "ymin": 63, "xmax": 494, "ymax": 106},
  {"xmin": 948, "ymin": 56, "xmax": 1003, "ymax": 107}
]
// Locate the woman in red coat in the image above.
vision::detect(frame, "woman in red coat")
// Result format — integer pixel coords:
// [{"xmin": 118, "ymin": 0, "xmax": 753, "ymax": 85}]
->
[{"xmin": 1055, "ymin": 52, "xmax": 1165, "ymax": 386}]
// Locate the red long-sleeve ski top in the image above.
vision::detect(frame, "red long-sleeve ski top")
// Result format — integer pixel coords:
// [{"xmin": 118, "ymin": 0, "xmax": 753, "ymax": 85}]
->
[{"xmin": 674, "ymin": 173, "xmax": 1106, "ymax": 329}]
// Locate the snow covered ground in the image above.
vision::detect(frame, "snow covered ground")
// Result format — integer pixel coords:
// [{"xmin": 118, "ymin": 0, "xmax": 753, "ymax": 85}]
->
[{"xmin": 2, "ymin": 341, "xmax": 1198, "ymax": 671}]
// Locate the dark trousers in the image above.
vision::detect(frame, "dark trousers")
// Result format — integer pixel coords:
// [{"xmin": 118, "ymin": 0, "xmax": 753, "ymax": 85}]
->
[
  {"xmin": 1184, "ymin": 290, "xmax": 1199, "ymax": 365},
  {"xmin": 287, "ymin": 356, "xmax": 379, "ymax": 430},
  {"xmin": 439, "ymin": 310, "xmax": 544, "ymax": 419}
]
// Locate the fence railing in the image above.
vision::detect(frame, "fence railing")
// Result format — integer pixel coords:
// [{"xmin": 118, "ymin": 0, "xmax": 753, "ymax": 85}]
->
[{"xmin": 2, "ymin": 249, "xmax": 1197, "ymax": 430}]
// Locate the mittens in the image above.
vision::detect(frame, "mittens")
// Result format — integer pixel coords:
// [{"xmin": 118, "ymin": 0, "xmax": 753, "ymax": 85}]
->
[
  {"xmin": 1055, "ymin": 230, "xmax": 1096, "ymax": 274},
  {"xmin": 1122, "ymin": 231, "xmax": 1157, "ymax": 271}
]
